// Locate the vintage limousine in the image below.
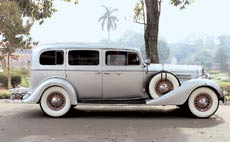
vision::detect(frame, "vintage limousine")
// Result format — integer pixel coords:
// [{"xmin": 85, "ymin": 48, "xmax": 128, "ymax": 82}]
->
[{"xmin": 22, "ymin": 43, "xmax": 225, "ymax": 118}]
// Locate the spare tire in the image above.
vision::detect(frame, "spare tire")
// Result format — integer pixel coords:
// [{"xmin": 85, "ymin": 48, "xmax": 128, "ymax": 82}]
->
[{"xmin": 148, "ymin": 71, "xmax": 180, "ymax": 99}]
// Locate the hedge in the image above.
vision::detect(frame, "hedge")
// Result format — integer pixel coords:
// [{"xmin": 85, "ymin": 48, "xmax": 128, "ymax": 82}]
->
[{"xmin": 0, "ymin": 74, "xmax": 21, "ymax": 88}]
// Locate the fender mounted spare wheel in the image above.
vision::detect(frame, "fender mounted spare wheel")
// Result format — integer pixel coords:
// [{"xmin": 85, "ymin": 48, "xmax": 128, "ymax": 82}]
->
[{"xmin": 148, "ymin": 71, "xmax": 180, "ymax": 99}]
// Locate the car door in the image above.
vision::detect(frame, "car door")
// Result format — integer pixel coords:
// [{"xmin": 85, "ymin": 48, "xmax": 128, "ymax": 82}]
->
[
  {"xmin": 66, "ymin": 49, "xmax": 102, "ymax": 99},
  {"xmin": 102, "ymin": 50, "xmax": 145, "ymax": 99}
]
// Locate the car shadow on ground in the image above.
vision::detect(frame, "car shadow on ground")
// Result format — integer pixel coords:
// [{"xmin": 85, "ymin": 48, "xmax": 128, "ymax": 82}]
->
[
  {"xmin": 23, "ymin": 104, "xmax": 225, "ymax": 129},
  {"xmin": 67, "ymin": 105, "xmax": 193, "ymax": 118}
]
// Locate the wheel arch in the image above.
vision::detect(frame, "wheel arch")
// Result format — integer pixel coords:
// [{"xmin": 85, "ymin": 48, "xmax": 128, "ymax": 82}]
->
[
  {"xmin": 187, "ymin": 85, "xmax": 222, "ymax": 102},
  {"xmin": 23, "ymin": 77, "xmax": 78, "ymax": 105},
  {"xmin": 179, "ymin": 85, "xmax": 222, "ymax": 106}
]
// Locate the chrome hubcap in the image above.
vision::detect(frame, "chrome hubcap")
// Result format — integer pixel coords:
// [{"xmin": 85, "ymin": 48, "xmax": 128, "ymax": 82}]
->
[
  {"xmin": 47, "ymin": 92, "xmax": 66, "ymax": 111},
  {"xmin": 155, "ymin": 80, "xmax": 173, "ymax": 96},
  {"xmin": 194, "ymin": 93, "xmax": 212, "ymax": 112}
]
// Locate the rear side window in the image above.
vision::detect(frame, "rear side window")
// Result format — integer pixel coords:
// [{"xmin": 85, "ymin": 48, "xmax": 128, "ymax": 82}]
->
[
  {"xmin": 40, "ymin": 50, "xmax": 64, "ymax": 65},
  {"xmin": 68, "ymin": 50, "xmax": 99, "ymax": 66}
]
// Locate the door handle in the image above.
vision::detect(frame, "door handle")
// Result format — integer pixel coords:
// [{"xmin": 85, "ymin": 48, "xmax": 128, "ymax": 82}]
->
[
  {"xmin": 104, "ymin": 73, "xmax": 110, "ymax": 75},
  {"xmin": 115, "ymin": 73, "xmax": 122, "ymax": 76}
]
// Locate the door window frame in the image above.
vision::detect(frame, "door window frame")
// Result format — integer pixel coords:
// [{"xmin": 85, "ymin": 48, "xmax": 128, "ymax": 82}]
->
[{"xmin": 104, "ymin": 50, "xmax": 142, "ymax": 67}]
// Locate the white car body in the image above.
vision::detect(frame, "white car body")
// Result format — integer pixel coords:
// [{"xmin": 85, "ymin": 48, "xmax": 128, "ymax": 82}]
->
[{"xmin": 20, "ymin": 43, "xmax": 224, "ymax": 118}]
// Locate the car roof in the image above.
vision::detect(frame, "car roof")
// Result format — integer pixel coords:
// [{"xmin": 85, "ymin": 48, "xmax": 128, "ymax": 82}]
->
[
  {"xmin": 34, "ymin": 42, "xmax": 139, "ymax": 52},
  {"xmin": 31, "ymin": 42, "xmax": 143, "ymax": 67}
]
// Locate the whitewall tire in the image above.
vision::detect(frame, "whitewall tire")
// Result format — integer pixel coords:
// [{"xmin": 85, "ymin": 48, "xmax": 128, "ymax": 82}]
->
[
  {"xmin": 40, "ymin": 86, "xmax": 71, "ymax": 117},
  {"xmin": 148, "ymin": 72, "xmax": 180, "ymax": 99},
  {"xmin": 188, "ymin": 87, "xmax": 219, "ymax": 118}
]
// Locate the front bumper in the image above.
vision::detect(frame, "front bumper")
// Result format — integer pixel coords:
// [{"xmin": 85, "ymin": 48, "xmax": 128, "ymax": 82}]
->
[
  {"xmin": 10, "ymin": 88, "xmax": 31, "ymax": 100},
  {"xmin": 220, "ymin": 95, "xmax": 227, "ymax": 104}
]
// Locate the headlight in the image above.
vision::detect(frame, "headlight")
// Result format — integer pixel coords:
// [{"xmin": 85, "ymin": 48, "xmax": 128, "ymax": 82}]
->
[
  {"xmin": 203, "ymin": 73, "xmax": 211, "ymax": 79},
  {"xmin": 197, "ymin": 68, "xmax": 211, "ymax": 79}
]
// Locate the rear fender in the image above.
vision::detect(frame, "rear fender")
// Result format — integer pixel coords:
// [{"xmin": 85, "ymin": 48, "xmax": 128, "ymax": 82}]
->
[{"xmin": 22, "ymin": 78, "xmax": 78, "ymax": 105}]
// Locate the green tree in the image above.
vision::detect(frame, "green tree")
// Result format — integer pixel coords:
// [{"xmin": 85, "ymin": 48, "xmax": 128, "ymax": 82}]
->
[
  {"xmin": 99, "ymin": 6, "xmax": 119, "ymax": 41},
  {"xmin": 118, "ymin": 31, "xmax": 144, "ymax": 48},
  {"xmin": 134, "ymin": 0, "xmax": 192, "ymax": 63},
  {"xmin": 0, "ymin": 1, "xmax": 34, "ymax": 89},
  {"xmin": 158, "ymin": 39, "xmax": 170, "ymax": 64},
  {"xmin": 6, "ymin": 0, "xmax": 78, "ymax": 25},
  {"xmin": 169, "ymin": 36, "xmax": 217, "ymax": 66},
  {"xmin": 1, "ymin": 0, "xmax": 78, "ymax": 89},
  {"xmin": 215, "ymin": 47, "xmax": 227, "ymax": 72},
  {"xmin": 0, "ymin": 54, "xmax": 5, "ymax": 71},
  {"xmin": 134, "ymin": 0, "xmax": 146, "ymax": 26},
  {"xmin": 215, "ymin": 35, "xmax": 230, "ymax": 72}
]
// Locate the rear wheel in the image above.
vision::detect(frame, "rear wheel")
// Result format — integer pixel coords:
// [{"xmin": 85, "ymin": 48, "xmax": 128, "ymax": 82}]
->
[
  {"xmin": 40, "ymin": 86, "xmax": 71, "ymax": 117},
  {"xmin": 188, "ymin": 87, "xmax": 219, "ymax": 118},
  {"xmin": 148, "ymin": 71, "xmax": 180, "ymax": 99}
]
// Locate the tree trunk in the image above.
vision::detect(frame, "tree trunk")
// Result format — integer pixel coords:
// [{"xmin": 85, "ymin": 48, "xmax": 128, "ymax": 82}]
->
[
  {"xmin": 145, "ymin": 0, "xmax": 160, "ymax": 63},
  {"xmin": 7, "ymin": 52, "xmax": 11, "ymax": 89},
  {"xmin": 108, "ymin": 30, "xmax": 111, "ymax": 41},
  {"xmin": 2, "ymin": 58, "xmax": 6, "ymax": 70}
]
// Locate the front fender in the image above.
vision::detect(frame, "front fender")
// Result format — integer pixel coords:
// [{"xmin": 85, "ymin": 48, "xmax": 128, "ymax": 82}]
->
[
  {"xmin": 22, "ymin": 78, "xmax": 78, "ymax": 105},
  {"xmin": 146, "ymin": 79, "xmax": 223, "ymax": 105}
]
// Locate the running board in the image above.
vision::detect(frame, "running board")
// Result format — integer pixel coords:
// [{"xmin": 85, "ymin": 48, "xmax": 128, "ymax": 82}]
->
[{"xmin": 78, "ymin": 99, "xmax": 146, "ymax": 104}]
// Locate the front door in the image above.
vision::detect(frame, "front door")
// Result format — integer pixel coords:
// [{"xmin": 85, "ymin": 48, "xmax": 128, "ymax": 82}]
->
[
  {"xmin": 66, "ymin": 49, "xmax": 102, "ymax": 99},
  {"xmin": 102, "ymin": 50, "xmax": 145, "ymax": 99}
]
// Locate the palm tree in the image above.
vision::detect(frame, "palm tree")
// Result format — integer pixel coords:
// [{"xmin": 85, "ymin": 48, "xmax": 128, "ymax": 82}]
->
[{"xmin": 98, "ymin": 6, "xmax": 119, "ymax": 41}]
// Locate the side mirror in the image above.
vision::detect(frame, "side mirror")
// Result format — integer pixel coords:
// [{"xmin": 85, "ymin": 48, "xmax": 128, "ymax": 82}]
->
[{"xmin": 144, "ymin": 59, "xmax": 151, "ymax": 65}]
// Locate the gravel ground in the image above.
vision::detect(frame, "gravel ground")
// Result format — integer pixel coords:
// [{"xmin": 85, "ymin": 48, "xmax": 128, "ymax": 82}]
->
[{"xmin": 0, "ymin": 101, "xmax": 229, "ymax": 142}]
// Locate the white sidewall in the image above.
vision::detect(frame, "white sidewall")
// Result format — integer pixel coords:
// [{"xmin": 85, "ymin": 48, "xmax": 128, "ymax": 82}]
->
[
  {"xmin": 40, "ymin": 87, "xmax": 71, "ymax": 117},
  {"xmin": 188, "ymin": 87, "xmax": 218, "ymax": 118},
  {"xmin": 148, "ymin": 72, "xmax": 180, "ymax": 99}
]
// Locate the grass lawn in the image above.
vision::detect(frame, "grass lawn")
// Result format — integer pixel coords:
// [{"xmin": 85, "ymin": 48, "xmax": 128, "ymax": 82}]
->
[
  {"xmin": 21, "ymin": 77, "xmax": 30, "ymax": 87},
  {"xmin": 210, "ymin": 72, "xmax": 230, "ymax": 101},
  {"xmin": 213, "ymin": 80, "xmax": 230, "ymax": 88},
  {"xmin": 211, "ymin": 72, "xmax": 230, "ymax": 89}
]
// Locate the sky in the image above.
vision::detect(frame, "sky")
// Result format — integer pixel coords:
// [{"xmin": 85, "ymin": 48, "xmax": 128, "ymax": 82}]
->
[{"xmin": 30, "ymin": 0, "xmax": 230, "ymax": 44}]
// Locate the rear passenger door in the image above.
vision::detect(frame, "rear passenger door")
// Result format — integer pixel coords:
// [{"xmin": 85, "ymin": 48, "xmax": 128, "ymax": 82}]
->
[{"xmin": 66, "ymin": 50, "xmax": 102, "ymax": 99}]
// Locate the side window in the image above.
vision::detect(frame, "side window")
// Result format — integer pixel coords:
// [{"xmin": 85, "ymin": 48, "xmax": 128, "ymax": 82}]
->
[
  {"xmin": 40, "ymin": 50, "xmax": 64, "ymax": 65},
  {"xmin": 68, "ymin": 50, "xmax": 99, "ymax": 66},
  {"xmin": 106, "ymin": 51, "xmax": 140, "ymax": 66},
  {"xmin": 106, "ymin": 51, "xmax": 127, "ymax": 66},
  {"xmin": 128, "ymin": 53, "xmax": 140, "ymax": 65}
]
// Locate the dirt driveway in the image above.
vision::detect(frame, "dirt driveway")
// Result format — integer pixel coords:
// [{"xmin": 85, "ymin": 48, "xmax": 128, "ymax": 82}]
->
[{"xmin": 0, "ymin": 102, "xmax": 229, "ymax": 142}]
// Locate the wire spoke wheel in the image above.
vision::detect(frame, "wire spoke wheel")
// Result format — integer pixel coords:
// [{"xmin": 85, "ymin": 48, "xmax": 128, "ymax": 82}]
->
[
  {"xmin": 47, "ymin": 92, "xmax": 66, "ymax": 111},
  {"xmin": 40, "ymin": 87, "xmax": 71, "ymax": 117},
  {"xmin": 194, "ymin": 93, "xmax": 213, "ymax": 112},
  {"xmin": 188, "ymin": 87, "xmax": 219, "ymax": 118},
  {"xmin": 155, "ymin": 79, "xmax": 174, "ymax": 96},
  {"xmin": 148, "ymin": 71, "xmax": 180, "ymax": 99}
]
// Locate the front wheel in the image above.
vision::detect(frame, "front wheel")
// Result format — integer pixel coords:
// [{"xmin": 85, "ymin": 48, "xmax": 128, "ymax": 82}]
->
[
  {"xmin": 40, "ymin": 86, "xmax": 71, "ymax": 117},
  {"xmin": 188, "ymin": 87, "xmax": 219, "ymax": 118}
]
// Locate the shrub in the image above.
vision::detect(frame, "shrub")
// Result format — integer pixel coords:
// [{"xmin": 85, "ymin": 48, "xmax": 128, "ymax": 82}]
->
[
  {"xmin": 12, "ymin": 75, "xmax": 21, "ymax": 88},
  {"xmin": 0, "ymin": 75, "xmax": 7, "ymax": 87},
  {"xmin": 221, "ymin": 79, "xmax": 230, "ymax": 82},
  {"xmin": 21, "ymin": 67, "xmax": 29, "ymax": 76},
  {"xmin": 0, "ymin": 74, "xmax": 21, "ymax": 88},
  {"xmin": 209, "ymin": 71, "xmax": 220, "ymax": 74},
  {"xmin": 226, "ymin": 96, "xmax": 230, "ymax": 101},
  {"xmin": 0, "ymin": 93, "xmax": 10, "ymax": 99}
]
